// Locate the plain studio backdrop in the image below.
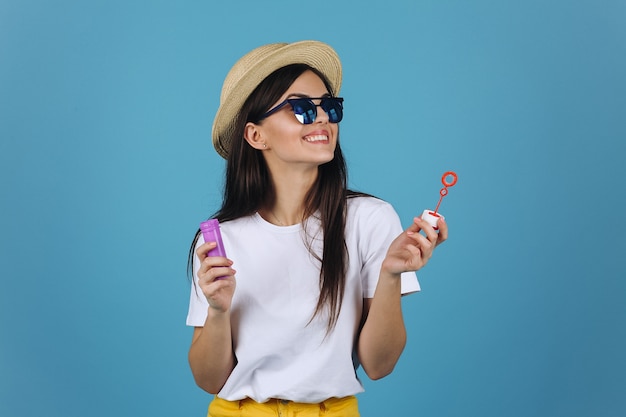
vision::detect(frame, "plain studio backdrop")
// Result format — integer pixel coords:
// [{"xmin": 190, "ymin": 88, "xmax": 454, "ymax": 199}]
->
[{"xmin": 1, "ymin": 1, "xmax": 625, "ymax": 416}]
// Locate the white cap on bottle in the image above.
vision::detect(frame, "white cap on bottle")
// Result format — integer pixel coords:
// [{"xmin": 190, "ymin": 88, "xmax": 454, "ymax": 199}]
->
[{"xmin": 421, "ymin": 209, "xmax": 444, "ymax": 230}]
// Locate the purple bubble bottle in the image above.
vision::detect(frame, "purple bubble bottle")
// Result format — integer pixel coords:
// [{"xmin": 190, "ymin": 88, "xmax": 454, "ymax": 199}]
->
[{"xmin": 200, "ymin": 219, "xmax": 227, "ymax": 258}]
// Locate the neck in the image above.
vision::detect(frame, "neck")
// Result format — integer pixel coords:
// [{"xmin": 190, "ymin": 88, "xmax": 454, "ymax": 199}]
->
[{"xmin": 262, "ymin": 166, "xmax": 318, "ymax": 226}]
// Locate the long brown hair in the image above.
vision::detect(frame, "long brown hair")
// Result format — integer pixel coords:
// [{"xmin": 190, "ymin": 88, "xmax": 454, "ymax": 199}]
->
[{"xmin": 188, "ymin": 64, "xmax": 366, "ymax": 330}]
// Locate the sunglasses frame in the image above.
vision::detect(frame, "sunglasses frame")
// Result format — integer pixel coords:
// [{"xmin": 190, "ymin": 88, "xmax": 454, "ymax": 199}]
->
[{"xmin": 259, "ymin": 97, "xmax": 344, "ymax": 125}]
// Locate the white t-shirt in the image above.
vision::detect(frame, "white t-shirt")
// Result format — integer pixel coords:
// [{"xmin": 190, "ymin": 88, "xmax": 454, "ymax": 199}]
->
[{"xmin": 186, "ymin": 196, "xmax": 420, "ymax": 403}]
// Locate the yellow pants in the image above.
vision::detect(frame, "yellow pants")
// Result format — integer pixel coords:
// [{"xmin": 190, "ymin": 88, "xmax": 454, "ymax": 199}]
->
[{"xmin": 208, "ymin": 395, "xmax": 360, "ymax": 417}]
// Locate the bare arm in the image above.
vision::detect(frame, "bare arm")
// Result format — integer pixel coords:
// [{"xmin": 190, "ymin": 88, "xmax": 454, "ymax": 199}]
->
[
  {"xmin": 357, "ymin": 276, "xmax": 405, "ymax": 380},
  {"xmin": 188, "ymin": 312, "xmax": 235, "ymax": 393},
  {"xmin": 188, "ymin": 241, "xmax": 237, "ymax": 393},
  {"xmin": 357, "ymin": 217, "xmax": 448, "ymax": 380}
]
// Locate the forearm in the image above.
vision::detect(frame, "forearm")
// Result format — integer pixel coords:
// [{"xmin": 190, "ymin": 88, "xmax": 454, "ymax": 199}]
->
[
  {"xmin": 188, "ymin": 307, "xmax": 235, "ymax": 393},
  {"xmin": 357, "ymin": 270, "xmax": 407, "ymax": 380}
]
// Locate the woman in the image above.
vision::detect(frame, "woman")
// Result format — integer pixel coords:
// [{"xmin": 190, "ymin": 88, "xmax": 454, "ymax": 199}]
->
[{"xmin": 186, "ymin": 40, "xmax": 448, "ymax": 417}]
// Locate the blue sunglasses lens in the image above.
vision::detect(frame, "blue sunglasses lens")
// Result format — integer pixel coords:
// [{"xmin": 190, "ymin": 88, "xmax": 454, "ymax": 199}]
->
[
  {"xmin": 291, "ymin": 100, "xmax": 317, "ymax": 124},
  {"xmin": 321, "ymin": 98, "xmax": 343, "ymax": 123},
  {"xmin": 290, "ymin": 98, "xmax": 343, "ymax": 124}
]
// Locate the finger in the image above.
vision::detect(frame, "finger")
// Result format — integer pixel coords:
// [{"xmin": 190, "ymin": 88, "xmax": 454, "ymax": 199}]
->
[
  {"xmin": 197, "ymin": 255, "xmax": 232, "ymax": 278},
  {"xmin": 202, "ymin": 256, "xmax": 233, "ymax": 270},
  {"xmin": 200, "ymin": 265, "xmax": 236, "ymax": 283},
  {"xmin": 200, "ymin": 276, "xmax": 237, "ymax": 305},
  {"xmin": 436, "ymin": 218, "xmax": 448, "ymax": 245},
  {"xmin": 406, "ymin": 233, "xmax": 435, "ymax": 263},
  {"xmin": 211, "ymin": 266, "xmax": 236, "ymax": 281},
  {"xmin": 409, "ymin": 218, "xmax": 437, "ymax": 245},
  {"xmin": 406, "ymin": 231, "xmax": 434, "ymax": 255},
  {"xmin": 407, "ymin": 217, "xmax": 424, "ymax": 233},
  {"xmin": 403, "ymin": 242, "xmax": 423, "ymax": 259},
  {"xmin": 421, "ymin": 221, "xmax": 439, "ymax": 245},
  {"xmin": 196, "ymin": 242, "xmax": 217, "ymax": 261},
  {"xmin": 401, "ymin": 240, "xmax": 431, "ymax": 270}
]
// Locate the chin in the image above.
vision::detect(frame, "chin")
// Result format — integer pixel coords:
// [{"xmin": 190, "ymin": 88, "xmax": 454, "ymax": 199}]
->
[{"xmin": 315, "ymin": 154, "xmax": 336, "ymax": 166}]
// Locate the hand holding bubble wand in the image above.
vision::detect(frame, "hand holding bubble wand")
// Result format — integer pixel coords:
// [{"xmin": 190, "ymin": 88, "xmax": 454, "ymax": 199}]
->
[{"xmin": 421, "ymin": 171, "xmax": 458, "ymax": 230}]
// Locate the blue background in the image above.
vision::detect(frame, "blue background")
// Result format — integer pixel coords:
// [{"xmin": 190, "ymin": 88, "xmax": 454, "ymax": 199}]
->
[{"xmin": 1, "ymin": 1, "xmax": 625, "ymax": 416}]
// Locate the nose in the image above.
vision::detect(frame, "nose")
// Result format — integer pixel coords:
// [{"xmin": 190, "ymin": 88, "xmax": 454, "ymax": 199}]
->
[{"xmin": 313, "ymin": 101, "xmax": 329, "ymax": 123}]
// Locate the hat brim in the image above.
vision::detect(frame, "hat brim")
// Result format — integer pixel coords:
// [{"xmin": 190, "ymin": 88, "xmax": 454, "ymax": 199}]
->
[{"xmin": 212, "ymin": 41, "xmax": 342, "ymax": 159}]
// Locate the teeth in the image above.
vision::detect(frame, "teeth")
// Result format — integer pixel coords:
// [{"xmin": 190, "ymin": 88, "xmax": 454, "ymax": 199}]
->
[{"xmin": 304, "ymin": 135, "xmax": 328, "ymax": 142}]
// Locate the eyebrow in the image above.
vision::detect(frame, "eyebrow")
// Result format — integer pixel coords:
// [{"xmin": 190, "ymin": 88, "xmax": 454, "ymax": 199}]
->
[{"xmin": 285, "ymin": 92, "xmax": 332, "ymax": 99}]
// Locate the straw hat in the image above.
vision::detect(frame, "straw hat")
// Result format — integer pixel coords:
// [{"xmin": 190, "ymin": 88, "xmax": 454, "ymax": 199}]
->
[{"xmin": 212, "ymin": 40, "xmax": 343, "ymax": 159}]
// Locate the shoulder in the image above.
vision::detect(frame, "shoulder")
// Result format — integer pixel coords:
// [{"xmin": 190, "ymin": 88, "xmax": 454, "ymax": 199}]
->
[
  {"xmin": 347, "ymin": 195, "xmax": 397, "ymax": 219},
  {"xmin": 211, "ymin": 214, "xmax": 260, "ymax": 237},
  {"xmin": 346, "ymin": 195, "xmax": 403, "ymax": 236},
  {"xmin": 220, "ymin": 215, "xmax": 254, "ymax": 226}
]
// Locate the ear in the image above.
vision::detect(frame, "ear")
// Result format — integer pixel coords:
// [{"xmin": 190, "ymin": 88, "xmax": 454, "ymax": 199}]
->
[{"xmin": 243, "ymin": 122, "xmax": 266, "ymax": 151}]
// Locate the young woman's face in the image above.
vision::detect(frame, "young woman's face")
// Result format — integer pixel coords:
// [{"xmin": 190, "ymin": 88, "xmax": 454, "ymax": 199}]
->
[{"xmin": 256, "ymin": 70, "xmax": 338, "ymax": 169}]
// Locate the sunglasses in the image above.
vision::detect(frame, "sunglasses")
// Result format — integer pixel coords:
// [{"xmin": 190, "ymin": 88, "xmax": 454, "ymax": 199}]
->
[{"xmin": 259, "ymin": 97, "xmax": 344, "ymax": 125}]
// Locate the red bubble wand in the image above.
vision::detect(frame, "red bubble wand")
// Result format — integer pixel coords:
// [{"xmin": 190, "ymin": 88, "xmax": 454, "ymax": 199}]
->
[{"xmin": 422, "ymin": 171, "xmax": 458, "ymax": 230}]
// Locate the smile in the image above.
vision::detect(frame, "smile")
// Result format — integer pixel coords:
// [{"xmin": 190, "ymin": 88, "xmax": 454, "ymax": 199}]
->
[{"xmin": 304, "ymin": 134, "xmax": 329, "ymax": 143}]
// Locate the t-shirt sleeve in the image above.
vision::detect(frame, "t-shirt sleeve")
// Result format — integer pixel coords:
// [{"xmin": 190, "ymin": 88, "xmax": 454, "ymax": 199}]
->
[
  {"xmin": 186, "ymin": 233, "xmax": 209, "ymax": 326},
  {"xmin": 357, "ymin": 200, "xmax": 420, "ymax": 298}
]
